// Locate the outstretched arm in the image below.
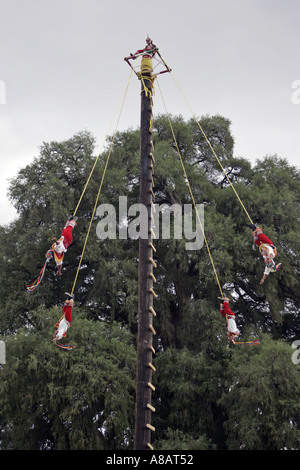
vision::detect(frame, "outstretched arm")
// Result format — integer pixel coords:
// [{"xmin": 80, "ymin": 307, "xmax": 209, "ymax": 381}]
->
[
  {"xmin": 260, "ymin": 273, "xmax": 267, "ymax": 285},
  {"xmin": 260, "ymin": 264, "xmax": 271, "ymax": 284}
]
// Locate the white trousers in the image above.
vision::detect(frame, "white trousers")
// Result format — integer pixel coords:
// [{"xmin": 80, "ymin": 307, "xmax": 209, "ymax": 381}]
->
[
  {"xmin": 228, "ymin": 317, "xmax": 239, "ymax": 335},
  {"xmin": 56, "ymin": 318, "xmax": 70, "ymax": 340}
]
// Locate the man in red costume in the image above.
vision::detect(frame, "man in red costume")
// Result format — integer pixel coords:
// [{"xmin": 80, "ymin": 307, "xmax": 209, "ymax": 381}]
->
[
  {"xmin": 51, "ymin": 216, "xmax": 77, "ymax": 276},
  {"xmin": 53, "ymin": 293, "xmax": 74, "ymax": 343},
  {"xmin": 251, "ymin": 225, "xmax": 281, "ymax": 284},
  {"xmin": 219, "ymin": 296, "xmax": 240, "ymax": 341},
  {"xmin": 130, "ymin": 35, "xmax": 157, "ymax": 60},
  {"xmin": 124, "ymin": 36, "xmax": 170, "ymax": 77},
  {"xmin": 126, "ymin": 36, "xmax": 157, "ymax": 76}
]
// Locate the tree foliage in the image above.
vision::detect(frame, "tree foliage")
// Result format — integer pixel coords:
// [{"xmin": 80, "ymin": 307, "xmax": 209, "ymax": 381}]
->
[{"xmin": 0, "ymin": 114, "xmax": 300, "ymax": 450}]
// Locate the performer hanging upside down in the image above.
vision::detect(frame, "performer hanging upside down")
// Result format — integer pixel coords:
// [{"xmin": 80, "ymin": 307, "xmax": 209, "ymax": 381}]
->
[
  {"xmin": 53, "ymin": 293, "xmax": 74, "ymax": 343},
  {"xmin": 251, "ymin": 225, "xmax": 281, "ymax": 285},
  {"xmin": 50, "ymin": 216, "xmax": 77, "ymax": 276},
  {"xmin": 219, "ymin": 296, "xmax": 240, "ymax": 342}
]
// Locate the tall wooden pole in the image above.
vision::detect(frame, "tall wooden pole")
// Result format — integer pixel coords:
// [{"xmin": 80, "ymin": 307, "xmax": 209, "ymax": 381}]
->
[
  {"xmin": 134, "ymin": 57, "xmax": 157, "ymax": 451},
  {"xmin": 125, "ymin": 37, "xmax": 171, "ymax": 451}
]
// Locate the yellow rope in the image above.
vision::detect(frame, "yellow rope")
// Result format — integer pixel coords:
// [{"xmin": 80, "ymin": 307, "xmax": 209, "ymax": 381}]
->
[
  {"xmin": 72, "ymin": 70, "xmax": 134, "ymax": 217},
  {"xmin": 70, "ymin": 72, "xmax": 132, "ymax": 297},
  {"xmin": 157, "ymin": 78, "xmax": 224, "ymax": 298},
  {"xmin": 169, "ymin": 72, "xmax": 253, "ymax": 226},
  {"xmin": 56, "ymin": 71, "xmax": 133, "ymax": 324}
]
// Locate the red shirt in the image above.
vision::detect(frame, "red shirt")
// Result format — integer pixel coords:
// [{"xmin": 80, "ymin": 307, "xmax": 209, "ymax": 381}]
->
[
  {"xmin": 254, "ymin": 232, "xmax": 274, "ymax": 248},
  {"xmin": 135, "ymin": 43, "xmax": 157, "ymax": 58},
  {"xmin": 220, "ymin": 301, "xmax": 235, "ymax": 318},
  {"xmin": 63, "ymin": 304, "xmax": 73, "ymax": 324}
]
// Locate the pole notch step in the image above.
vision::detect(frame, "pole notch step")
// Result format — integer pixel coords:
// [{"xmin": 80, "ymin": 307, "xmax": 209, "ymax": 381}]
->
[
  {"xmin": 149, "ymin": 188, "xmax": 155, "ymax": 198},
  {"xmin": 148, "ymin": 362, "xmax": 156, "ymax": 372},
  {"xmin": 149, "ymin": 257, "xmax": 157, "ymax": 268},
  {"xmin": 150, "ymin": 227, "xmax": 156, "ymax": 239},
  {"xmin": 149, "ymin": 272, "xmax": 157, "ymax": 283},
  {"xmin": 147, "ymin": 381, "xmax": 155, "ymax": 391},
  {"xmin": 149, "ymin": 305, "xmax": 157, "ymax": 316},
  {"xmin": 149, "ymin": 242, "xmax": 156, "ymax": 253},
  {"xmin": 149, "ymin": 287, "xmax": 158, "ymax": 298},
  {"xmin": 149, "ymin": 152, "xmax": 155, "ymax": 163},
  {"xmin": 146, "ymin": 423, "xmax": 155, "ymax": 432},
  {"xmin": 147, "ymin": 403, "xmax": 156, "ymax": 412}
]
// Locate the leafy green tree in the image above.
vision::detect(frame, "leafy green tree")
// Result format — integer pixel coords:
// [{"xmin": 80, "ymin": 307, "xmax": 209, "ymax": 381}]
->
[
  {"xmin": 1, "ymin": 131, "xmax": 98, "ymax": 331},
  {"xmin": 0, "ymin": 306, "xmax": 136, "ymax": 450},
  {"xmin": 1, "ymin": 114, "xmax": 300, "ymax": 450},
  {"xmin": 218, "ymin": 334, "xmax": 300, "ymax": 450}
]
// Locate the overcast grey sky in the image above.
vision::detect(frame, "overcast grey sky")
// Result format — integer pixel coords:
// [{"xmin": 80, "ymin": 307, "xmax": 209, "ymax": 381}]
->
[{"xmin": 1, "ymin": 0, "xmax": 299, "ymax": 225}]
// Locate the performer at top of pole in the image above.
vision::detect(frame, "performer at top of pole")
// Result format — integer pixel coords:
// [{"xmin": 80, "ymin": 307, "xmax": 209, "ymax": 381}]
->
[
  {"xmin": 125, "ymin": 36, "xmax": 157, "ymax": 76},
  {"xmin": 124, "ymin": 36, "xmax": 171, "ymax": 77},
  {"xmin": 130, "ymin": 35, "xmax": 157, "ymax": 60}
]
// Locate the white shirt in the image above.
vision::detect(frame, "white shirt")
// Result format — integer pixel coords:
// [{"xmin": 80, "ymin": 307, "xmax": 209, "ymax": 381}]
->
[
  {"xmin": 54, "ymin": 236, "xmax": 67, "ymax": 254},
  {"xmin": 260, "ymin": 243, "xmax": 275, "ymax": 259},
  {"xmin": 264, "ymin": 265, "xmax": 272, "ymax": 275},
  {"xmin": 260, "ymin": 244, "xmax": 276, "ymax": 275}
]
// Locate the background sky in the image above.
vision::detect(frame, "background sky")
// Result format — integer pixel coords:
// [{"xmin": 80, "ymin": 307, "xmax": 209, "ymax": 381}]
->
[{"xmin": 1, "ymin": 0, "xmax": 299, "ymax": 225}]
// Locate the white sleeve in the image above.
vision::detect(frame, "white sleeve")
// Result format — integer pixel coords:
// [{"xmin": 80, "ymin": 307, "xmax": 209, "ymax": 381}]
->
[
  {"xmin": 56, "ymin": 318, "xmax": 70, "ymax": 340},
  {"xmin": 53, "ymin": 237, "xmax": 67, "ymax": 254},
  {"xmin": 264, "ymin": 265, "xmax": 271, "ymax": 275}
]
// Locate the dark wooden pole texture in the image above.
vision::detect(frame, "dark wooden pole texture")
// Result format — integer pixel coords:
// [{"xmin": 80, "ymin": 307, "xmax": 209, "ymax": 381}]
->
[{"xmin": 134, "ymin": 65, "xmax": 157, "ymax": 451}]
